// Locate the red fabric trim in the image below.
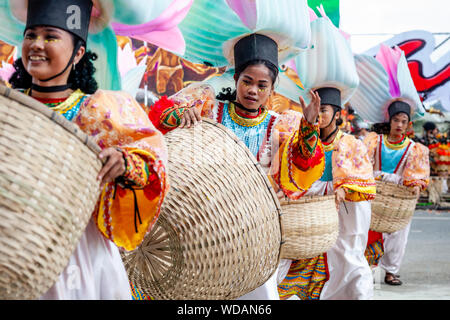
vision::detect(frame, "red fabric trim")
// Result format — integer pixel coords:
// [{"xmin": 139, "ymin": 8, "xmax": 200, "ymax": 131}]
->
[
  {"xmin": 394, "ymin": 141, "xmax": 412, "ymax": 174},
  {"xmin": 217, "ymin": 102, "xmax": 225, "ymax": 123},
  {"xmin": 367, "ymin": 230, "xmax": 383, "ymax": 246},
  {"xmin": 387, "ymin": 134, "xmax": 406, "ymax": 145},
  {"xmin": 234, "ymin": 106, "xmax": 263, "ymax": 119},
  {"xmin": 323, "ymin": 252, "xmax": 330, "ymax": 282},
  {"xmin": 103, "ymin": 184, "xmax": 114, "ymax": 240},
  {"xmin": 256, "ymin": 114, "xmax": 277, "ymax": 162},
  {"xmin": 378, "ymin": 135, "xmax": 383, "ymax": 171},
  {"xmin": 292, "ymin": 141, "xmax": 324, "ymax": 171},
  {"xmin": 34, "ymin": 97, "xmax": 68, "ymax": 104}
]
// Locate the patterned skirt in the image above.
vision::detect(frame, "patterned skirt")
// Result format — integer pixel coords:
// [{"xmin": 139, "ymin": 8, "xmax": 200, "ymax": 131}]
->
[
  {"xmin": 365, "ymin": 230, "xmax": 384, "ymax": 266},
  {"xmin": 130, "ymin": 282, "xmax": 153, "ymax": 300},
  {"xmin": 278, "ymin": 254, "xmax": 329, "ymax": 300}
]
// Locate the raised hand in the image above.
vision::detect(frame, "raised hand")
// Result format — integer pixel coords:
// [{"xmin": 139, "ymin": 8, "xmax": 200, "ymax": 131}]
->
[{"xmin": 299, "ymin": 90, "xmax": 321, "ymax": 124}]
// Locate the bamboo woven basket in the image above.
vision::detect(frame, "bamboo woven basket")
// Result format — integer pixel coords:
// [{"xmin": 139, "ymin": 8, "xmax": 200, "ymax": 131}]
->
[
  {"xmin": 0, "ymin": 85, "xmax": 103, "ymax": 299},
  {"xmin": 279, "ymin": 195, "xmax": 339, "ymax": 260},
  {"xmin": 370, "ymin": 180, "xmax": 417, "ymax": 233},
  {"xmin": 122, "ymin": 119, "xmax": 282, "ymax": 300}
]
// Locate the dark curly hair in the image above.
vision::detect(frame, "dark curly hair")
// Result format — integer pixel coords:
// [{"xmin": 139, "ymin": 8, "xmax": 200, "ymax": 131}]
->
[
  {"xmin": 9, "ymin": 36, "xmax": 98, "ymax": 94},
  {"xmin": 372, "ymin": 122, "xmax": 391, "ymax": 135},
  {"xmin": 216, "ymin": 59, "xmax": 279, "ymax": 101}
]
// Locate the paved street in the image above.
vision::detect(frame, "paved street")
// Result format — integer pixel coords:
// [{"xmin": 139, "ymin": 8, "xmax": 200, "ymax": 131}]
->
[{"xmin": 373, "ymin": 209, "xmax": 450, "ymax": 300}]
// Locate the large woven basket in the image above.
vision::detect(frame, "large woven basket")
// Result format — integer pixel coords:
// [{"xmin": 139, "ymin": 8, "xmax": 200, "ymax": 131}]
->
[
  {"xmin": 121, "ymin": 119, "xmax": 282, "ymax": 300},
  {"xmin": 279, "ymin": 195, "xmax": 339, "ymax": 260},
  {"xmin": 0, "ymin": 85, "xmax": 103, "ymax": 299},
  {"xmin": 370, "ymin": 180, "xmax": 417, "ymax": 233}
]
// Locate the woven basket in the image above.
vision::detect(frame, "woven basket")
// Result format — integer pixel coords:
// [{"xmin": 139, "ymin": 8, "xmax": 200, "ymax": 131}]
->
[
  {"xmin": 279, "ymin": 195, "xmax": 339, "ymax": 260},
  {"xmin": 121, "ymin": 119, "xmax": 282, "ymax": 300},
  {"xmin": 370, "ymin": 180, "xmax": 417, "ymax": 233},
  {"xmin": 0, "ymin": 85, "xmax": 102, "ymax": 299}
]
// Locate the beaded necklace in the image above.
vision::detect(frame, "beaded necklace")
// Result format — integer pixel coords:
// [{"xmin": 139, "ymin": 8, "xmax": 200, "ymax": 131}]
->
[
  {"xmin": 228, "ymin": 101, "xmax": 268, "ymax": 127},
  {"xmin": 383, "ymin": 134, "xmax": 409, "ymax": 150},
  {"xmin": 322, "ymin": 130, "xmax": 343, "ymax": 152},
  {"xmin": 25, "ymin": 88, "xmax": 86, "ymax": 121}
]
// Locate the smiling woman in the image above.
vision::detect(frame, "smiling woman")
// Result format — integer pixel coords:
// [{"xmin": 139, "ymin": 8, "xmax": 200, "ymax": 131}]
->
[
  {"xmin": 10, "ymin": 25, "xmax": 99, "ymax": 102},
  {"xmin": 22, "ymin": 26, "xmax": 84, "ymax": 88},
  {"xmin": 6, "ymin": 0, "xmax": 169, "ymax": 300}
]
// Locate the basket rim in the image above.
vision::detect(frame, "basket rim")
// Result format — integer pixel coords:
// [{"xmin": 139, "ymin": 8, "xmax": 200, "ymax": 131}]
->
[
  {"xmin": 0, "ymin": 84, "xmax": 101, "ymax": 156},
  {"xmin": 375, "ymin": 180, "xmax": 417, "ymax": 198},
  {"xmin": 279, "ymin": 194, "xmax": 336, "ymax": 206}
]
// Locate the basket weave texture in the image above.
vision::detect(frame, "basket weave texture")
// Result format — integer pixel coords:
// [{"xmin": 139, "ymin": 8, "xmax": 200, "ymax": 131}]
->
[
  {"xmin": 122, "ymin": 119, "xmax": 282, "ymax": 300},
  {"xmin": 0, "ymin": 86, "xmax": 102, "ymax": 299},
  {"xmin": 280, "ymin": 195, "xmax": 339, "ymax": 260},
  {"xmin": 370, "ymin": 180, "xmax": 417, "ymax": 233}
]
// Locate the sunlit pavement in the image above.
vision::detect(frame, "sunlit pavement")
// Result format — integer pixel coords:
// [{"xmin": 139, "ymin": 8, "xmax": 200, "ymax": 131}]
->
[
  {"xmin": 287, "ymin": 208, "xmax": 450, "ymax": 301},
  {"xmin": 373, "ymin": 208, "xmax": 450, "ymax": 300}
]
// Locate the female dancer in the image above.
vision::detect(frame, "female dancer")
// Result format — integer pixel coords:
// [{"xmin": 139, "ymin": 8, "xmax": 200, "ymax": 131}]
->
[
  {"xmin": 9, "ymin": 0, "xmax": 168, "ymax": 299},
  {"xmin": 277, "ymin": 16, "xmax": 376, "ymax": 300},
  {"xmin": 350, "ymin": 45, "xmax": 430, "ymax": 286},
  {"xmin": 149, "ymin": 31, "xmax": 325, "ymax": 299},
  {"xmin": 277, "ymin": 87, "xmax": 376, "ymax": 300}
]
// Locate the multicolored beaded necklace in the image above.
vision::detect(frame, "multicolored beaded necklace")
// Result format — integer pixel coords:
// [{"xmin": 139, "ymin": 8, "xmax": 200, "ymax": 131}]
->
[
  {"xmin": 322, "ymin": 130, "xmax": 343, "ymax": 152},
  {"xmin": 383, "ymin": 134, "xmax": 409, "ymax": 150},
  {"xmin": 228, "ymin": 101, "xmax": 268, "ymax": 127},
  {"xmin": 25, "ymin": 88, "xmax": 86, "ymax": 121}
]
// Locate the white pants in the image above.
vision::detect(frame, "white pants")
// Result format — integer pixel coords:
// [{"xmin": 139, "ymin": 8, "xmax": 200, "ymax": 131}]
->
[
  {"xmin": 39, "ymin": 218, "xmax": 132, "ymax": 300},
  {"xmin": 379, "ymin": 221, "xmax": 412, "ymax": 275},
  {"xmin": 320, "ymin": 201, "xmax": 374, "ymax": 300}
]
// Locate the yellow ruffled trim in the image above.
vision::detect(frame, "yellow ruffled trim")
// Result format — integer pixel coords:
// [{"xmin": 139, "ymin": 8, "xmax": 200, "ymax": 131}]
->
[
  {"xmin": 339, "ymin": 183, "xmax": 377, "ymax": 202},
  {"xmin": 279, "ymin": 131, "xmax": 325, "ymax": 196},
  {"xmin": 97, "ymin": 184, "xmax": 113, "ymax": 240},
  {"xmin": 322, "ymin": 130, "xmax": 343, "ymax": 152}
]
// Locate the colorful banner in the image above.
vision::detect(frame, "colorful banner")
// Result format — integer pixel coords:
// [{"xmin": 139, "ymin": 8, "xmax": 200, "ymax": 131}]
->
[{"xmin": 364, "ymin": 30, "xmax": 450, "ymax": 112}]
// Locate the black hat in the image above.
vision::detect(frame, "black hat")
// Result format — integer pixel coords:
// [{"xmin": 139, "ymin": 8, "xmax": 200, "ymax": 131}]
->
[
  {"xmin": 388, "ymin": 101, "xmax": 411, "ymax": 120},
  {"xmin": 316, "ymin": 87, "xmax": 341, "ymax": 109},
  {"xmin": 25, "ymin": 0, "xmax": 93, "ymax": 43},
  {"xmin": 423, "ymin": 121, "xmax": 436, "ymax": 131},
  {"xmin": 233, "ymin": 33, "xmax": 278, "ymax": 72}
]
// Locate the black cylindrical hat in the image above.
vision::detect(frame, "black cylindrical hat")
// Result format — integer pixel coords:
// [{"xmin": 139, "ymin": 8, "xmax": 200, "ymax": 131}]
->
[
  {"xmin": 423, "ymin": 121, "xmax": 436, "ymax": 131},
  {"xmin": 388, "ymin": 101, "xmax": 411, "ymax": 120},
  {"xmin": 25, "ymin": 0, "xmax": 93, "ymax": 43},
  {"xmin": 316, "ymin": 87, "xmax": 341, "ymax": 109},
  {"xmin": 233, "ymin": 33, "xmax": 278, "ymax": 72}
]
